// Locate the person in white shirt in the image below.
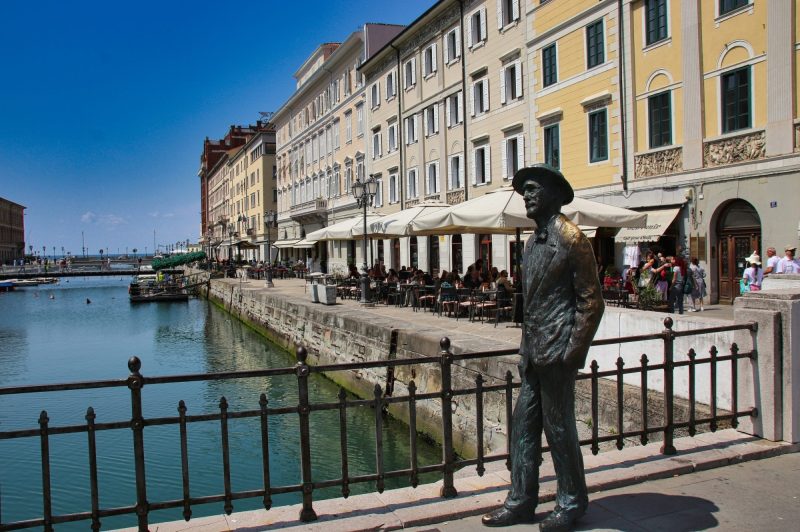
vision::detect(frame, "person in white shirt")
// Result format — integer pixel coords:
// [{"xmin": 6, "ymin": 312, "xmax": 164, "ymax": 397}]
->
[
  {"xmin": 764, "ymin": 247, "xmax": 779, "ymax": 275},
  {"xmin": 742, "ymin": 253, "xmax": 763, "ymax": 291},
  {"xmin": 776, "ymin": 246, "xmax": 800, "ymax": 274}
]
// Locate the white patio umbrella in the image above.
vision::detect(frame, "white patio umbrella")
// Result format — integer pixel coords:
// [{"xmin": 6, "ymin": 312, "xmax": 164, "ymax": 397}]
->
[
  {"xmin": 410, "ymin": 185, "xmax": 646, "ymax": 235},
  {"xmin": 351, "ymin": 201, "xmax": 450, "ymax": 237},
  {"xmin": 305, "ymin": 213, "xmax": 383, "ymax": 241}
]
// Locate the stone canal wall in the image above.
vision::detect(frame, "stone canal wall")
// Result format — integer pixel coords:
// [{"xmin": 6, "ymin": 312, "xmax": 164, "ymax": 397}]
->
[{"xmin": 200, "ymin": 277, "xmax": 741, "ymax": 459}]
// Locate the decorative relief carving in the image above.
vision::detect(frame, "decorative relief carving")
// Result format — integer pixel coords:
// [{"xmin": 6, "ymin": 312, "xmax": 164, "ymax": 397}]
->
[
  {"xmin": 406, "ymin": 198, "xmax": 420, "ymax": 208},
  {"xmin": 446, "ymin": 190, "xmax": 465, "ymax": 205},
  {"xmin": 703, "ymin": 131, "xmax": 766, "ymax": 167},
  {"xmin": 424, "ymin": 193, "xmax": 441, "ymax": 202},
  {"xmin": 634, "ymin": 147, "xmax": 683, "ymax": 179},
  {"xmin": 794, "ymin": 124, "xmax": 800, "ymax": 152}
]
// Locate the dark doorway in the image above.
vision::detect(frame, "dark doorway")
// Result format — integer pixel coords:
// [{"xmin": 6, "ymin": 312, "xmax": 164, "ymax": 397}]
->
[
  {"xmin": 716, "ymin": 200, "xmax": 760, "ymax": 303},
  {"xmin": 410, "ymin": 237, "xmax": 419, "ymax": 269},
  {"xmin": 392, "ymin": 238, "xmax": 400, "ymax": 271},
  {"xmin": 428, "ymin": 236, "xmax": 440, "ymax": 274},
  {"xmin": 452, "ymin": 235, "xmax": 463, "ymax": 273},
  {"xmin": 479, "ymin": 233, "xmax": 492, "ymax": 269}
]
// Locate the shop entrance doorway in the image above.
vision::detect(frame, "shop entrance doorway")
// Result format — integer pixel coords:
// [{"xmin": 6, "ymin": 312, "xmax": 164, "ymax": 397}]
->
[{"xmin": 716, "ymin": 200, "xmax": 761, "ymax": 303}]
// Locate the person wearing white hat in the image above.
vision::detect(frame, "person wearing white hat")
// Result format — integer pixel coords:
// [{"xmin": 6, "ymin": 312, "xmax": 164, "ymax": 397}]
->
[
  {"xmin": 742, "ymin": 252, "xmax": 763, "ymax": 292},
  {"xmin": 776, "ymin": 246, "xmax": 800, "ymax": 274}
]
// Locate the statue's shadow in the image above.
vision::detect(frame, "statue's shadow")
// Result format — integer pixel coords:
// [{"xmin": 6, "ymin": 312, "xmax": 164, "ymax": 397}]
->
[{"xmin": 571, "ymin": 492, "xmax": 719, "ymax": 531}]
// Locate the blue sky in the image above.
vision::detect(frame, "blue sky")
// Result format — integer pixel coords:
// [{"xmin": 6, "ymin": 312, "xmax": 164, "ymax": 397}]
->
[{"xmin": 0, "ymin": 0, "xmax": 433, "ymax": 257}]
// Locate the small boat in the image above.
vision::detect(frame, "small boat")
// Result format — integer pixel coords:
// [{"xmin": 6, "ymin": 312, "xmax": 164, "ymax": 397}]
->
[
  {"xmin": 129, "ymin": 275, "xmax": 189, "ymax": 303},
  {"xmin": 0, "ymin": 280, "xmax": 14, "ymax": 292}
]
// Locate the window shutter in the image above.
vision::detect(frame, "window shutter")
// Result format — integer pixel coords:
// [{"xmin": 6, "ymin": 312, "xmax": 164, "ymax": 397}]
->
[
  {"xmin": 514, "ymin": 61, "xmax": 523, "ymax": 98},
  {"xmin": 459, "ymin": 155, "xmax": 464, "ymax": 187},
  {"xmin": 431, "ymin": 43, "xmax": 437, "ymax": 72},
  {"xmin": 485, "ymin": 146, "xmax": 492, "ymax": 183},
  {"xmin": 413, "ymin": 114, "xmax": 418, "ymax": 142},
  {"xmin": 446, "ymin": 96, "xmax": 452, "ymax": 127},
  {"xmin": 466, "ymin": 16, "xmax": 473, "ymax": 48},
  {"xmin": 480, "ymin": 7, "xmax": 487, "ymax": 41},
  {"xmin": 500, "ymin": 67, "xmax": 507, "ymax": 104},
  {"xmin": 471, "ymin": 150, "xmax": 477, "ymax": 185},
  {"xmin": 501, "ymin": 140, "xmax": 508, "ymax": 179},
  {"xmin": 444, "ymin": 37, "xmax": 450, "ymax": 64},
  {"xmin": 411, "ymin": 58, "xmax": 417, "ymax": 84},
  {"xmin": 404, "ymin": 119, "xmax": 409, "ymax": 145},
  {"xmin": 435, "ymin": 162, "xmax": 440, "ymax": 193},
  {"xmin": 470, "ymin": 85, "xmax": 476, "ymax": 116},
  {"xmin": 517, "ymin": 135, "xmax": 525, "ymax": 171},
  {"xmin": 379, "ymin": 133, "xmax": 383, "ymax": 156},
  {"xmin": 376, "ymin": 81, "xmax": 381, "ymax": 106},
  {"xmin": 512, "ymin": 0, "xmax": 519, "ymax": 21},
  {"xmin": 433, "ymin": 103, "xmax": 439, "ymax": 133},
  {"xmin": 457, "ymin": 91, "xmax": 463, "ymax": 123},
  {"xmin": 455, "ymin": 30, "xmax": 461, "ymax": 57},
  {"xmin": 497, "ymin": 0, "xmax": 503, "ymax": 29},
  {"xmin": 482, "ymin": 79, "xmax": 489, "ymax": 112}
]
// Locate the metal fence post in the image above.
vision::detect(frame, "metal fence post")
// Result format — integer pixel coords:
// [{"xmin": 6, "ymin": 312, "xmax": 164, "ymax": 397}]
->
[
  {"xmin": 295, "ymin": 346, "xmax": 318, "ymax": 522},
  {"xmin": 661, "ymin": 318, "xmax": 676, "ymax": 455},
  {"xmin": 439, "ymin": 337, "xmax": 457, "ymax": 498},
  {"xmin": 127, "ymin": 356, "xmax": 149, "ymax": 531}
]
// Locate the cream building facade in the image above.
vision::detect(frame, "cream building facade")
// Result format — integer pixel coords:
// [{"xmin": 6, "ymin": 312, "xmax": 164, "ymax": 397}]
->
[{"xmin": 273, "ymin": 25, "xmax": 404, "ymax": 273}]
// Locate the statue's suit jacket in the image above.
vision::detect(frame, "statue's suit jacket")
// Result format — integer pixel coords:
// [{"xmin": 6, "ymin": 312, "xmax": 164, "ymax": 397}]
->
[{"xmin": 520, "ymin": 214, "xmax": 604, "ymax": 370}]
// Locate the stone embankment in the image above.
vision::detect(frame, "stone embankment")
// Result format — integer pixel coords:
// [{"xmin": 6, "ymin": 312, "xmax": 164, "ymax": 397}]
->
[{"xmin": 198, "ymin": 274, "xmax": 741, "ymax": 458}]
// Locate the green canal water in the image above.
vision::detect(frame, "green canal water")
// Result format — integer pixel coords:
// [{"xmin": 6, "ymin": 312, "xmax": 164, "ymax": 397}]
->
[{"xmin": 0, "ymin": 277, "xmax": 441, "ymax": 530}]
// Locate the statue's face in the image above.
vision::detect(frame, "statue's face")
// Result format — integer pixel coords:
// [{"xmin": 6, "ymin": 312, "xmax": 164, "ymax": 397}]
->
[{"xmin": 522, "ymin": 179, "xmax": 556, "ymax": 219}]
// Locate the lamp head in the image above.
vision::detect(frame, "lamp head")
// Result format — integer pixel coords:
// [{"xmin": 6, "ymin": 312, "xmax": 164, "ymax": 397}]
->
[{"xmin": 351, "ymin": 179, "xmax": 365, "ymax": 199}]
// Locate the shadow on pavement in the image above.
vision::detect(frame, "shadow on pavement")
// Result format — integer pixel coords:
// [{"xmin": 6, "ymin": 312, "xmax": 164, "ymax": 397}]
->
[{"xmin": 579, "ymin": 492, "xmax": 719, "ymax": 531}]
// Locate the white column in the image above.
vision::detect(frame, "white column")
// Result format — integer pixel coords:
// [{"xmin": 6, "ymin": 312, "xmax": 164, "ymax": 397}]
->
[
  {"xmin": 418, "ymin": 236, "xmax": 429, "ymax": 272},
  {"xmin": 681, "ymin": 0, "xmax": 704, "ymax": 169},
  {"xmin": 462, "ymin": 234, "xmax": 477, "ymax": 268}
]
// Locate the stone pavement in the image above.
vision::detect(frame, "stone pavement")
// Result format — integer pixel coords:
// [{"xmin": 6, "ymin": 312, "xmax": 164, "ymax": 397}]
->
[{"xmin": 126, "ymin": 429, "xmax": 798, "ymax": 531}]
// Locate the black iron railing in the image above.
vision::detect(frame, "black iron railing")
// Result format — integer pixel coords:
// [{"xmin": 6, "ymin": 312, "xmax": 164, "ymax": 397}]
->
[{"xmin": 0, "ymin": 318, "xmax": 757, "ymax": 531}]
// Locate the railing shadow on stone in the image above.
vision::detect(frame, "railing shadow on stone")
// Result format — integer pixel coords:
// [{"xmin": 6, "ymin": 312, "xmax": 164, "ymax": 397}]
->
[{"xmin": 0, "ymin": 318, "xmax": 757, "ymax": 532}]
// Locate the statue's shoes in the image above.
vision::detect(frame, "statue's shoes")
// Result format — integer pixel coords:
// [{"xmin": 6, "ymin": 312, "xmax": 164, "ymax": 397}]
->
[
  {"xmin": 538, "ymin": 506, "xmax": 586, "ymax": 532},
  {"xmin": 481, "ymin": 506, "xmax": 537, "ymax": 527}
]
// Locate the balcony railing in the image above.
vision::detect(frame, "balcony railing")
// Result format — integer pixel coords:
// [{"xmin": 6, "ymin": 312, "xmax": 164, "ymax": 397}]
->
[{"xmin": 0, "ymin": 318, "xmax": 757, "ymax": 531}]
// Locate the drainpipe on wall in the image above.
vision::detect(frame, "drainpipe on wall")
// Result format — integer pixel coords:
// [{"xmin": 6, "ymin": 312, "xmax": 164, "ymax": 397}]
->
[
  {"xmin": 458, "ymin": 0, "xmax": 469, "ymax": 201},
  {"xmin": 393, "ymin": 44, "xmax": 405, "ymax": 210},
  {"xmin": 617, "ymin": 0, "xmax": 629, "ymax": 193}
]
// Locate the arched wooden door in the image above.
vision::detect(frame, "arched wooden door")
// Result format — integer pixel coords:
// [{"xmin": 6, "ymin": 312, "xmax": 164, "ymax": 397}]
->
[{"xmin": 717, "ymin": 200, "xmax": 761, "ymax": 303}]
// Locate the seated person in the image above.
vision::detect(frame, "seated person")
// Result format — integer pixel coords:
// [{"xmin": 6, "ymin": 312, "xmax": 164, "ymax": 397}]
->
[
  {"xmin": 462, "ymin": 266, "xmax": 482, "ymax": 289},
  {"xmin": 496, "ymin": 270, "xmax": 513, "ymax": 292},
  {"xmin": 385, "ymin": 269, "xmax": 399, "ymax": 284}
]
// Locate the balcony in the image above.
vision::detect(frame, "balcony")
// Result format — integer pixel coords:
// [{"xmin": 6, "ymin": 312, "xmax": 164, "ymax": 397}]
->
[{"xmin": 289, "ymin": 198, "xmax": 328, "ymax": 224}]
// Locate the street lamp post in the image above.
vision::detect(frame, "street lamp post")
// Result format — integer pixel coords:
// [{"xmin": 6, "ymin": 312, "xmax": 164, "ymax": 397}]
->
[
  {"xmin": 263, "ymin": 210, "xmax": 277, "ymax": 287},
  {"xmin": 351, "ymin": 174, "xmax": 378, "ymax": 304}
]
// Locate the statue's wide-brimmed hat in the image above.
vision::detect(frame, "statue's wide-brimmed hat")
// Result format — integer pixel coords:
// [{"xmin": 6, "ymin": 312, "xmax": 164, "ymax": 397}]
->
[{"xmin": 512, "ymin": 164, "xmax": 574, "ymax": 205}]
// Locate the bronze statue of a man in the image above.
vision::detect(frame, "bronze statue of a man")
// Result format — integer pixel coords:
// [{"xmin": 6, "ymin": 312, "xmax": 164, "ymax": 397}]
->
[{"xmin": 483, "ymin": 164, "xmax": 605, "ymax": 531}]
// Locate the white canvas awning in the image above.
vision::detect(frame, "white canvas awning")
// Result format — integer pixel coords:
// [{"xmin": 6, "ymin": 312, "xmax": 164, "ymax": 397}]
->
[
  {"xmin": 294, "ymin": 239, "xmax": 318, "ymax": 248},
  {"xmin": 274, "ymin": 239, "xmax": 300, "ymax": 249},
  {"xmin": 352, "ymin": 202, "xmax": 449, "ymax": 237},
  {"xmin": 305, "ymin": 213, "xmax": 382, "ymax": 241},
  {"xmin": 615, "ymin": 207, "xmax": 682, "ymax": 243}
]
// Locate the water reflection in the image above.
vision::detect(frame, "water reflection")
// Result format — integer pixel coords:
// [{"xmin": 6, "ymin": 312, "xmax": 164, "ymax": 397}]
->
[{"xmin": 0, "ymin": 277, "xmax": 441, "ymax": 530}]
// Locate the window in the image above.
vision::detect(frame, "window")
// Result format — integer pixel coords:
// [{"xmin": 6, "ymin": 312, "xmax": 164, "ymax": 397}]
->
[
  {"xmin": 423, "ymin": 44, "xmax": 438, "ymax": 77},
  {"xmin": 586, "ymin": 20, "xmax": 605, "ymax": 69},
  {"xmin": 356, "ymin": 158, "xmax": 365, "ymax": 182},
  {"xmin": 345, "ymin": 111, "xmax": 353, "ymax": 142},
  {"xmin": 472, "ymin": 144, "xmax": 491, "ymax": 185},
  {"xmin": 502, "ymin": 134, "xmax": 524, "ymax": 180},
  {"xmin": 589, "ymin": 108, "xmax": 608, "ymax": 162},
  {"xmin": 333, "ymin": 119, "xmax": 340, "ymax": 149},
  {"xmin": 471, "ymin": 77, "xmax": 489, "ymax": 116},
  {"xmin": 426, "ymin": 161, "xmax": 440, "ymax": 194},
  {"xmin": 444, "ymin": 27, "xmax": 461, "ymax": 63},
  {"xmin": 448, "ymin": 154, "xmax": 464, "ymax": 189},
  {"xmin": 446, "ymin": 91, "xmax": 464, "ymax": 126},
  {"xmin": 356, "ymin": 104, "xmax": 364, "ymax": 136},
  {"xmin": 404, "ymin": 58, "xmax": 417, "ymax": 89},
  {"xmin": 370, "ymin": 82, "xmax": 381, "ymax": 109},
  {"xmin": 720, "ymin": 0, "xmax": 748, "ymax": 16},
  {"xmin": 344, "ymin": 164, "xmax": 353, "ymax": 195},
  {"xmin": 542, "ymin": 44, "xmax": 557, "ymax": 87},
  {"xmin": 648, "ymin": 91, "xmax": 672, "ymax": 148},
  {"xmin": 326, "ymin": 127, "xmax": 332, "ymax": 155},
  {"xmin": 405, "ymin": 114, "xmax": 418, "ymax": 144},
  {"xmin": 386, "ymin": 71, "xmax": 396, "ymax": 100},
  {"xmin": 501, "ymin": 60, "xmax": 522, "ymax": 104},
  {"xmin": 645, "ymin": 0, "xmax": 668, "ymax": 45},
  {"xmin": 373, "ymin": 177, "xmax": 383, "ymax": 207},
  {"xmin": 498, "ymin": 0, "xmax": 520, "ymax": 29},
  {"xmin": 372, "ymin": 128, "xmax": 382, "ymax": 159},
  {"xmin": 333, "ymin": 168, "xmax": 341, "ymax": 196},
  {"xmin": 425, "ymin": 104, "xmax": 439, "ymax": 136},
  {"xmin": 388, "ymin": 121, "xmax": 398, "ymax": 152},
  {"xmin": 389, "ymin": 172, "xmax": 399, "ymax": 203},
  {"xmin": 407, "ymin": 167, "xmax": 419, "ymax": 198},
  {"xmin": 544, "ymin": 124, "xmax": 560, "ymax": 169},
  {"xmin": 721, "ymin": 66, "xmax": 750, "ymax": 133},
  {"xmin": 467, "ymin": 7, "xmax": 487, "ymax": 48}
]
